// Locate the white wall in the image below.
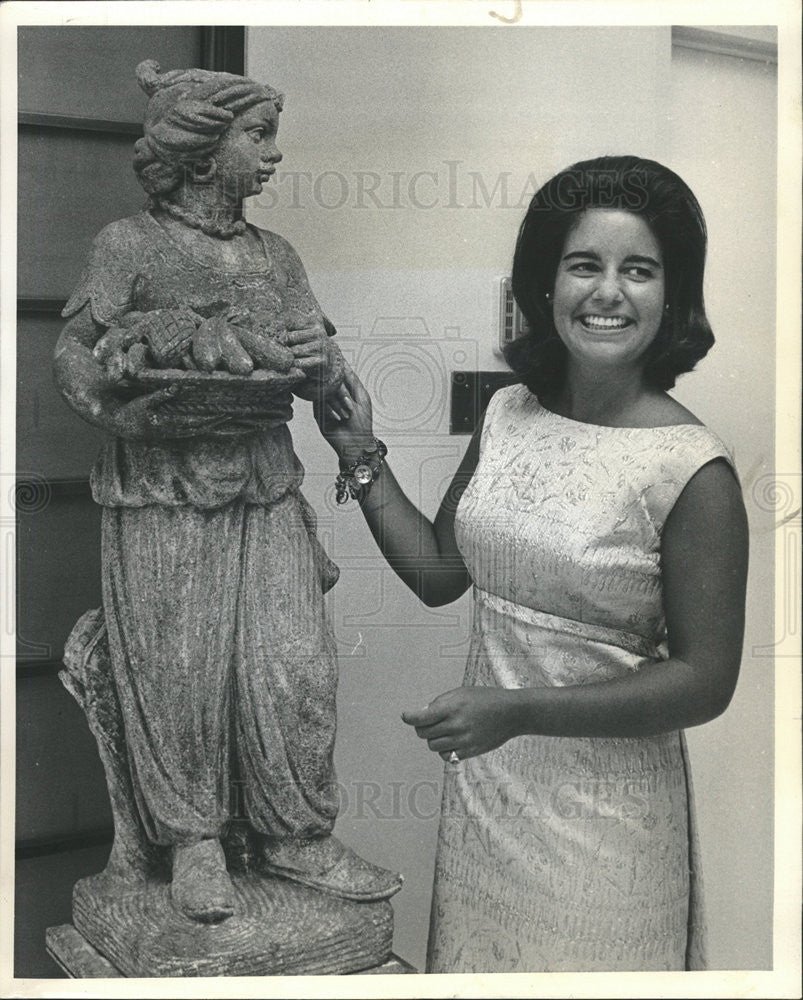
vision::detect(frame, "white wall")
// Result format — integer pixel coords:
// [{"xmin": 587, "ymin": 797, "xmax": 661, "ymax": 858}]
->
[
  {"xmin": 246, "ymin": 26, "xmax": 775, "ymax": 971},
  {"xmin": 666, "ymin": 42, "xmax": 777, "ymax": 970}
]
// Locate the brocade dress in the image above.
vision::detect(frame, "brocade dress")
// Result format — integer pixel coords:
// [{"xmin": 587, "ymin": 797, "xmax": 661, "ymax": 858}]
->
[
  {"xmin": 426, "ymin": 382, "xmax": 736, "ymax": 973},
  {"xmin": 62, "ymin": 211, "xmax": 340, "ymax": 847}
]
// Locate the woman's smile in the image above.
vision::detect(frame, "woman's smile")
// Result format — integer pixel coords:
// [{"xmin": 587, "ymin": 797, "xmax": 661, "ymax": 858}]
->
[{"xmin": 576, "ymin": 313, "xmax": 634, "ymax": 333}]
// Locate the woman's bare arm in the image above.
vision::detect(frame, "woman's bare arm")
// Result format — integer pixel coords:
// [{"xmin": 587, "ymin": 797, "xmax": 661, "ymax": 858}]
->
[
  {"xmin": 404, "ymin": 458, "xmax": 749, "ymax": 755},
  {"xmin": 316, "ymin": 365, "xmax": 482, "ymax": 606}
]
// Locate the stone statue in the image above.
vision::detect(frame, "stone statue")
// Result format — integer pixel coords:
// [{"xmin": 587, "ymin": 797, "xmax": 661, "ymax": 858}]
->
[{"xmin": 49, "ymin": 60, "xmax": 402, "ymax": 977}]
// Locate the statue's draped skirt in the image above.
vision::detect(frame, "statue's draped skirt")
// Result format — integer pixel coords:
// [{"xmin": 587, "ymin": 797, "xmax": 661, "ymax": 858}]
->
[{"xmin": 101, "ymin": 496, "xmax": 339, "ymax": 845}]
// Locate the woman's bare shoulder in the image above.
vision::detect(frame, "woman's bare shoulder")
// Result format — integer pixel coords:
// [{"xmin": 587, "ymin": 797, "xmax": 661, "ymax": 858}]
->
[{"xmin": 642, "ymin": 391, "xmax": 705, "ymax": 428}]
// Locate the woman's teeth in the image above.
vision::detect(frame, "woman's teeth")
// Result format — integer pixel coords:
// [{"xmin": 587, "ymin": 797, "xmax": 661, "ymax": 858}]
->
[{"xmin": 580, "ymin": 315, "xmax": 631, "ymax": 331}]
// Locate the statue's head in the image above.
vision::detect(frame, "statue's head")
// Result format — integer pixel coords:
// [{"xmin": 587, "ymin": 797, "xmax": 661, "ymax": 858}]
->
[{"xmin": 133, "ymin": 60, "xmax": 284, "ymax": 201}]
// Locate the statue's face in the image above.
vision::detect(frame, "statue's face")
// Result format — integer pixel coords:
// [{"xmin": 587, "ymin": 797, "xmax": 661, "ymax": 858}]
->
[{"xmin": 213, "ymin": 100, "xmax": 282, "ymax": 201}]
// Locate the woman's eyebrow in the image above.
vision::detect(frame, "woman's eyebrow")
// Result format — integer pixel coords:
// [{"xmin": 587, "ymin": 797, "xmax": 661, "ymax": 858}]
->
[
  {"xmin": 562, "ymin": 250, "xmax": 601, "ymax": 261},
  {"xmin": 624, "ymin": 254, "xmax": 663, "ymax": 268},
  {"xmin": 561, "ymin": 250, "xmax": 663, "ymax": 268}
]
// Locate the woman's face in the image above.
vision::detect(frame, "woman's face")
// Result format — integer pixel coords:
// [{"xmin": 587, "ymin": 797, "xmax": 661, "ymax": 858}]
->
[
  {"xmin": 551, "ymin": 208, "xmax": 666, "ymax": 375},
  {"xmin": 212, "ymin": 100, "xmax": 282, "ymax": 200}
]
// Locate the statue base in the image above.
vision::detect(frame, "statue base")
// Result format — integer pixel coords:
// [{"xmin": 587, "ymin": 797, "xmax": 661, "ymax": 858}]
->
[{"xmin": 46, "ymin": 869, "xmax": 403, "ymax": 978}]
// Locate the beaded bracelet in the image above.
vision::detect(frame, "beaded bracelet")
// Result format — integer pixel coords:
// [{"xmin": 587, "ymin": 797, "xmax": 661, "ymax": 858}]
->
[{"xmin": 335, "ymin": 439, "xmax": 388, "ymax": 505}]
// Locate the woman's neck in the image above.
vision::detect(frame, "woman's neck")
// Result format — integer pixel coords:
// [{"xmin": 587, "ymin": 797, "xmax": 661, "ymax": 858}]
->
[{"xmin": 549, "ymin": 364, "xmax": 653, "ymax": 426}]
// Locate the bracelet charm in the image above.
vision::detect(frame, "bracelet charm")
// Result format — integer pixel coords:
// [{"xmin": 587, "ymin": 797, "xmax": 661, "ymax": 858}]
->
[
  {"xmin": 353, "ymin": 463, "xmax": 374, "ymax": 485},
  {"xmin": 335, "ymin": 439, "xmax": 387, "ymax": 504}
]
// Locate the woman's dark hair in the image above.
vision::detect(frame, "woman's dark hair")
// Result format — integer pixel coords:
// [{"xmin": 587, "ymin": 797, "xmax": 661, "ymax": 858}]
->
[{"xmin": 506, "ymin": 155, "xmax": 714, "ymax": 394}]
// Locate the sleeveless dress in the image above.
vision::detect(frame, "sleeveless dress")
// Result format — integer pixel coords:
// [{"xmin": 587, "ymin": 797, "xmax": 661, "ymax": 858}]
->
[{"xmin": 426, "ymin": 382, "xmax": 736, "ymax": 973}]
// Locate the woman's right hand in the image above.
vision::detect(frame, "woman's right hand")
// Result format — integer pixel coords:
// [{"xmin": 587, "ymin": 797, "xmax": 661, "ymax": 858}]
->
[{"xmin": 313, "ymin": 363, "xmax": 377, "ymax": 462}]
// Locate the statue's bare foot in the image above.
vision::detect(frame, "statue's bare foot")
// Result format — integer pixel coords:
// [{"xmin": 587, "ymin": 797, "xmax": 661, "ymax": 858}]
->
[
  {"xmin": 171, "ymin": 838, "xmax": 236, "ymax": 922},
  {"xmin": 263, "ymin": 834, "xmax": 403, "ymax": 902}
]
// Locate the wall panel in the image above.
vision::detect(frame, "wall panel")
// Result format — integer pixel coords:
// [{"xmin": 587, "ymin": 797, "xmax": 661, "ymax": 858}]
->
[
  {"xmin": 15, "ymin": 26, "xmax": 205, "ymax": 854},
  {"xmin": 16, "ymin": 494, "xmax": 102, "ymax": 663},
  {"xmin": 17, "ymin": 314, "xmax": 107, "ymax": 479},
  {"xmin": 16, "ymin": 671, "xmax": 112, "ymax": 844},
  {"xmin": 18, "ymin": 26, "xmax": 200, "ymax": 121},
  {"xmin": 18, "ymin": 130, "xmax": 145, "ymax": 299},
  {"xmin": 14, "ymin": 26, "xmax": 244, "ymax": 977}
]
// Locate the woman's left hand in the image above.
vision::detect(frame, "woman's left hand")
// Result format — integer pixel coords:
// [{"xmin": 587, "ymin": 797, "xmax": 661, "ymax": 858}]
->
[{"xmin": 402, "ymin": 687, "xmax": 521, "ymax": 762}]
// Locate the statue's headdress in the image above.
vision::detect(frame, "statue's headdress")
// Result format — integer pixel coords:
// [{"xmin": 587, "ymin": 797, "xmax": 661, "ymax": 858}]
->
[{"xmin": 133, "ymin": 60, "xmax": 283, "ymax": 197}]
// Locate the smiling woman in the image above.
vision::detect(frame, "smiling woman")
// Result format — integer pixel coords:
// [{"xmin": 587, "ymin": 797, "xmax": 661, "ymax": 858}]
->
[{"xmin": 314, "ymin": 154, "xmax": 748, "ymax": 972}]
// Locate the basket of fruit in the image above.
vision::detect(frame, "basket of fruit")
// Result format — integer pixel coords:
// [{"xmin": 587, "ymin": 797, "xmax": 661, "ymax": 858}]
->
[{"xmin": 95, "ymin": 307, "xmax": 310, "ymax": 421}]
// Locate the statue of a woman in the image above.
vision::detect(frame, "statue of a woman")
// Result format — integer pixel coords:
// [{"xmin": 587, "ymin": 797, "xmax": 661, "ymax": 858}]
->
[{"xmin": 53, "ymin": 60, "xmax": 400, "ymax": 925}]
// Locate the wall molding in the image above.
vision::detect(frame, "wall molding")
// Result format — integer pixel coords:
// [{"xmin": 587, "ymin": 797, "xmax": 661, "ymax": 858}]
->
[
  {"xmin": 672, "ymin": 26, "xmax": 778, "ymax": 64},
  {"xmin": 18, "ymin": 111, "xmax": 142, "ymax": 136},
  {"xmin": 17, "ymin": 297, "xmax": 67, "ymax": 315},
  {"xmin": 16, "ymin": 658, "xmax": 66, "ymax": 677},
  {"xmin": 16, "ymin": 826, "xmax": 114, "ymax": 860},
  {"xmin": 201, "ymin": 26, "xmax": 246, "ymax": 74},
  {"xmin": 15, "ymin": 477, "xmax": 92, "ymax": 508}
]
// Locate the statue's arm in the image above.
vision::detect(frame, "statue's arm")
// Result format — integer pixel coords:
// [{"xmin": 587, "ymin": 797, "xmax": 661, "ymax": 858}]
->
[
  {"xmin": 270, "ymin": 233, "xmax": 325, "ymax": 314},
  {"xmin": 290, "ymin": 338, "xmax": 346, "ymax": 402},
  {"xmin": 53, "ymin": 219, "xmax": 159, "ymax": 435},
  {"xmin": 53, "ymin": 305, "xmax": 216, "ymax": 440},
  {"xmin": 263, "ymin": 232, "xmax": 345, "ymax": 400},
  {"xmin": 53, "ymin": 304, "xmax": 127, "ymax": 434}
]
